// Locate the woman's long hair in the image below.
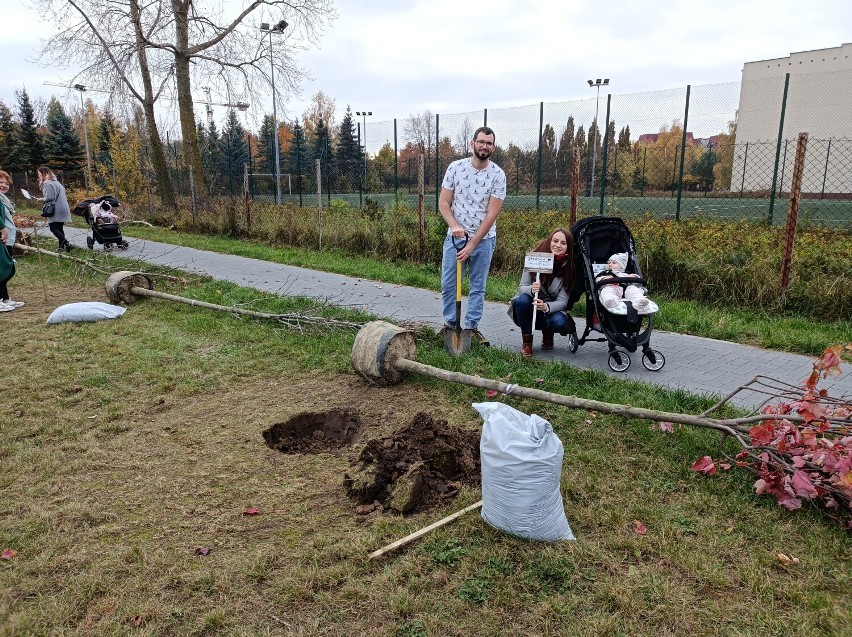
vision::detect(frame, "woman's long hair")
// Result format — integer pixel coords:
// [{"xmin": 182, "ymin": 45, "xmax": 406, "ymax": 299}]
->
[
  {"xmin": 532, "ymin": 228, "xmax": 574, "ymax": 292},
  {"xmin": 37, "ymin": 166, "xmax": 56, "ymax": 184}
]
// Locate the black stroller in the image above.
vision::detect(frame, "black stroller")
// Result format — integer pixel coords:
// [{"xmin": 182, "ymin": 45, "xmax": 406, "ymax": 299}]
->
[
  {"xmin": 567, "ymin": 216, "xmax": 665, "ymax": 372},
  {"xmin": 72, "ymin": 195, "xmax": 129, "ymax": 252}
]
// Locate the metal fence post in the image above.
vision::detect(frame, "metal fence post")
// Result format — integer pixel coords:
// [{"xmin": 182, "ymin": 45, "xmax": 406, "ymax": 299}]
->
[
  {"xmin": 536, "ymin": 102, "xmax": 544, "ymax": 211},
  {"xmin": 821, "ymin": 137, "xmax": 832, "ymax": 199},
  {"xmin": 418, "ymin": 154, "xmax": 425, "ymax": 261},
  {"xmin": 640, "ymin": 146, "xmax": 647, "ymax": 196},
  {"xmin": 739, "ymin": 142, "xmax": 748, "ymax": 198},
  {"xmin": 295, "ymin": 123, "xmax": 303, "ymax": 207},
  {"xmin": 483, "ymin": 108, "xmax": 487, "ymax": 127},
  {"xmin": 778, "ymin": 140, "xmax": 789, "ymax": 197},
  {"xmin": 598, "ymin": 94, "xmax": 612, "ymax": 215},
  {"xmin": 393, "ymin": 119, "xmax": 398, "ymax": 198},
  {"xmin": 435, "ymin": 113, "xmax": 440, "ymax": 214},
  {"xmin": 676, "ymin": 85, "xmax": 691, "ymax": 220},
  {"xmin": 316, "ymin": 158, "xmax": 322, "ymax": 250},
  {"xmin": 768, "ymin": 72, "xmax": 791, "ymax": 225}
]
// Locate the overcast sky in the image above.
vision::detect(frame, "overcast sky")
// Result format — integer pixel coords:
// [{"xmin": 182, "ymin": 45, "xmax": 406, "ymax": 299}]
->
[{"xmin": 1, "ymin": 0, "xmax": 849, "ymax": 144}]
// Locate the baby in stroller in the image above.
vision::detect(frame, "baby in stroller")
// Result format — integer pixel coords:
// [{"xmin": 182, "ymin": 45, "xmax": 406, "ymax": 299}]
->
[
  {"xmin": 568, "ymin": 216, "xmax": 665, "ymax": 372},
  {"xmin": 72, "ymin": 195, "xmax": 129, "ymax": 252},
  {"xmin": 90, "ymin": 199, "xmax": 119, "ymax": 225},
  {"xmin": 595, "ymin": 252, "xmax": 656, "ymax": 314}
]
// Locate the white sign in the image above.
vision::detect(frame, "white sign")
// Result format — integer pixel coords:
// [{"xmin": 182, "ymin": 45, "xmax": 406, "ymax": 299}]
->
[{"xmin": 523, "ymin": 251, "xmax": 554, "ymax": 273}]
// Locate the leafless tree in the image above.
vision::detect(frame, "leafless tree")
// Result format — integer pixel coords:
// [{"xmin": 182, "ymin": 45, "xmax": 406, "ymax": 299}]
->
[
  {"xmin": 34, "ymin": 0, "xmax": 336, "ymax": 200},
  {"xmin": 453, "ymin": 117, "xmax": 473, "ymax": 157},
  {"xmin": 404, "ymin": 109, "xmax": 434, "ymax": 183},
  {"xmin": 35, "ymin": 0, "xmax": 177, "ymax": 204}
]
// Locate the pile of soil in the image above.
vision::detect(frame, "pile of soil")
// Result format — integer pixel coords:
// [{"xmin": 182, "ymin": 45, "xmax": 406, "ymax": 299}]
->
[{"xmin": 344, "ymin": 412, "xmax": 481, "ymax": 515}]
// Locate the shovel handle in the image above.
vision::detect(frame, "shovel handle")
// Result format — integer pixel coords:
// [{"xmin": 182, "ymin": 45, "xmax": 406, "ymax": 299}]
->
[{"xmin": 452, "ymin": 235, "xmax": 468, "ymax": 304}]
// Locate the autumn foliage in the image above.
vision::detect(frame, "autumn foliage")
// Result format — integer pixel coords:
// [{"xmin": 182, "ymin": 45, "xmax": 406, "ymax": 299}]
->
[{"xmin": 692, "ymin": 345, "xmax": 852, "ymax": 528}]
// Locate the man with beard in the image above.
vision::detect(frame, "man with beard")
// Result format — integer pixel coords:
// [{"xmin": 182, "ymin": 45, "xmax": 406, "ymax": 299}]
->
[{"xmin": 438, "ymin": 126, "xmax": 507, "ymax": 344}]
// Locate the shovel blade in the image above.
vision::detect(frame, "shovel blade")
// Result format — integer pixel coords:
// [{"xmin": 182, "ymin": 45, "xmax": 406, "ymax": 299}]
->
[{"xmin": 444, "ymin": 328, "xmax": 472, "ymax": 357}]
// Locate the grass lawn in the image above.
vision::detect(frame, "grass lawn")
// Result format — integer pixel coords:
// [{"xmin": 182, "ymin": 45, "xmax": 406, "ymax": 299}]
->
[{"xmin": 1, "ymin": 253, "xmax": 849, "ymax": 636}]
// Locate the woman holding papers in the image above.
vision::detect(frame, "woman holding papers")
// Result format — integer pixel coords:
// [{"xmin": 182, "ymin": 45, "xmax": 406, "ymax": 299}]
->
[
  {"xmin": 507, "ymin": 228, "xmax": 575, "ymax": 356},
  {"xmin": 36, "ymin": 166, "xmax": 73, "ymax": 252}
]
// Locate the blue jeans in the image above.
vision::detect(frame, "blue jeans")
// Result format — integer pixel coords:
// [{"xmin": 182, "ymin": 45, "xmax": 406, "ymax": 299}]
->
[
  {"xmin": 510, "ymin": 293, "xmax": 570, "ymax": 335},
  {"xmin": 441, "ymin": 234, "xmax": 495, "ymax": 330}
]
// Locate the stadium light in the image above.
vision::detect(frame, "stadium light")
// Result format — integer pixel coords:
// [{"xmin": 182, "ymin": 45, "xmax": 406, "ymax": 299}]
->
[
  {"xmin": 356, "ymin": 111, "xmax": 372, "ymax": 189},
  {"xmin": 73, "ymin": 84, "xmax": 92, "ymax": 195},
  {"xmin": 260, "ymin": 20, "xmax": 289, "ymax": 204},
  {"xmin": 587, "ymin": 78, "xmax": 610, "ymax": 198}
]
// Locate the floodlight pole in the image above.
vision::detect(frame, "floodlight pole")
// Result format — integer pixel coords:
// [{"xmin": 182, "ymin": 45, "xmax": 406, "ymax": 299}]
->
[
  {"xmin": 587, "ymin": 78, "xmax": 609, "ymax": 198},
  {"xmin": 261, "ymin": 20, "xmax": 288, "ymax": 204},
  {"xmin": 356, "ymin": 110, "xmax": 372, "ymax": 190},
  {"xmin": 74, "ymin": 84, "xmax": 92, "ymax": 195}
]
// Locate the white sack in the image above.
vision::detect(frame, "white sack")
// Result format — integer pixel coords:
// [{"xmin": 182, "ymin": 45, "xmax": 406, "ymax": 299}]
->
[
  {"xmin": 474, "ymin": 402, "xmax": 574, "ymax": 542},
  {"xmin": 47, "ymin": 301, "xmax": 127, "ymax": 324}
]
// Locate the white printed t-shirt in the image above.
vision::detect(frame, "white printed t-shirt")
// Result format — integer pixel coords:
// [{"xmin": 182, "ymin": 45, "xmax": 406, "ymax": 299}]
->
[{"xmin": 441, "ymin": 157, "xmax": 507, "ymax": 240}]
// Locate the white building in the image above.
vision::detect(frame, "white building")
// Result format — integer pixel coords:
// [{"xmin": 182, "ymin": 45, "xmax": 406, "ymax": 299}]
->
[{"xmin": 732, "ymin": 43, "xmax": 852, "ymax": 195}]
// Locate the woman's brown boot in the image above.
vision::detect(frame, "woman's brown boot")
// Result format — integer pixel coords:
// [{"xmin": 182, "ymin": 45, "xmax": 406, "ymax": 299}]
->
[
  {"xmin": 521, "ymin": 334, "xmax": 533, "ymax": 357},
  {"xmin": 541, "ymin": 331, "xmax": 554, "ymax": 350}
]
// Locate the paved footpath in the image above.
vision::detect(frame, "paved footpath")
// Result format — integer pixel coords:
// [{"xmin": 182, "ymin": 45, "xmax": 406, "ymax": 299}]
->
[{"xmin": 62, "ymin": 227, "xmax": 852, "ymax": 409}]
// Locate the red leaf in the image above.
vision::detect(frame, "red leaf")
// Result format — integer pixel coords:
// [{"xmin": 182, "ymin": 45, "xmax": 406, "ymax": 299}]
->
[
  {"xmin": 1, "ymin": 549, "xmax": 17, "ymax": 560},
  {"xmin": 485, "ymin": 390, "xmax": 499, "ymax": 397},
  {"xmin": 194, "ymin": 547, "xmax": 212, "ymax": 556},
  {"xmin": 243, "ymin": 507, "xmax": 260, "ymax": 516},
  {"xmin": 749, "ymin": 422, "xmax": 776, "ymax": 446},
  {"xmin": 791, "ymin": 471, "xmax": 819, "ymax": 499},
  {"xmin": 631, "ymin": 520, "xmax": 647, "ymax": 535},
  {"xmin": 690, "ymin": 456, "xmax": 716, "ymax": 476}
]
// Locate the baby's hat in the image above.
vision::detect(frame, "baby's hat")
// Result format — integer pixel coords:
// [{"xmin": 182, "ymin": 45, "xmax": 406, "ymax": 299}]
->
[{"xmin": 609, "ymin": 253, "xmax": 628, "ymax": 269}]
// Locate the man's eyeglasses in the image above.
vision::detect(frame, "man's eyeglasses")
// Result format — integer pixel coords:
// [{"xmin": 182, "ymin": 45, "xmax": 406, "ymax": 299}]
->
[{"xmin": 474, "ymin": 140, "xmax": 494, "ymax": 147}]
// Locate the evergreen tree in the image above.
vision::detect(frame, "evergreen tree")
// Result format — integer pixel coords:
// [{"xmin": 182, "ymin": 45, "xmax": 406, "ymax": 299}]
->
[
  {"xmin": 14, "ymin": 89, "xmax": 47, "ymax": 172},
  {"xmin": 309, "ymin": 117, "xmax": 332, "ymax": 191},
  {"xmin": 287, "ymin": 120, "xmax": 306, "ymax": 196},
  {"xmin": 0, "ymin": 101, "xmax": 18, "ymax": 171},
  {"xmin": 46, "ymin": 98, "xmax": 84, "ymax": 173},
  {"xmin": 218, "ymin": 109, "xmax": 249, "ymax": 195},
  {"xmin": 335, "ymin": 106, "xmax": 359, "ymax": 191},
  {"xmin": 256, "ymin": 114, "xmax": 276, "ymax": 175},
  {"xmin": 97, "ymin": 111, "xmax": 118, "ymax": 169},
  {"xmin": 617, "ymin": 125, "xmax": 631, "ymax": 151},
  {"xmin": 200, "ymin": 119, "xmax": 221, "ymax": 192},
  {"xmin": 557, "ymin": 116, "xmax": 575, "ymax": 187}
]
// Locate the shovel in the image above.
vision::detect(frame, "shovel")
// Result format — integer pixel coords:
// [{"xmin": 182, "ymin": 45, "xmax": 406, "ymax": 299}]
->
[{"xmin": 444, "ymin": 235, "xmax": 472, "ymax": 357}]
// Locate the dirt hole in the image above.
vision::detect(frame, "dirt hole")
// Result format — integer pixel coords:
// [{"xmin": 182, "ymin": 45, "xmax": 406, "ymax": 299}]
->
[
  {"xmin": 263, "ymin": 408, "xmax": 364, "ymax": 454},
  {"xmin": 344, "ymin": 413, "xmax": 481, "ymax": 516}
]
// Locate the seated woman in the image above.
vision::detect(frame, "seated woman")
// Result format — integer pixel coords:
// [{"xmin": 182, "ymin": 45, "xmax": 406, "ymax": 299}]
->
[{"xmin": 508, "ymin": 228, "xmax": 575, "ymax": 356}]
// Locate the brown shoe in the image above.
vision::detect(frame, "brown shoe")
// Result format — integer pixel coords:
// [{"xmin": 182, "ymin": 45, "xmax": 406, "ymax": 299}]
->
[
  {"xmin": 541, "ymin": 331, "xmax": 554, "ymax": 350},
  {"xmin": 521, "ymin": 334, "xmax": 533, "ymax": 357}
]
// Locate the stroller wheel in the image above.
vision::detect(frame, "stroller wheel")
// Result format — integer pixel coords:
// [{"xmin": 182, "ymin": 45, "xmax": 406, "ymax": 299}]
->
[
  {"xmin": 608, "ymin": 350, "xmax": 631, "ymax": 373},
  {"xmin": 642, "ymin": 349, "xmax": 666, "ymax": 371},
  {"xmin": 120, "ymin": 241, "xmax": 129, "ymax": 250},
  {"xmin": 566, "ymin": 331, "xmax": 579, "ymax": 354},
  {"xmin": 86, "ymin": 237, "xmax": 94, "ymax": 249}
]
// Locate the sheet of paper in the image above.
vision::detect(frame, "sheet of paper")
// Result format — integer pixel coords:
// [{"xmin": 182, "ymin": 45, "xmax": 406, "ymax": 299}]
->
[{"xmin": 20, "ymin": 189, "xmax": 33, "ymax": 200}]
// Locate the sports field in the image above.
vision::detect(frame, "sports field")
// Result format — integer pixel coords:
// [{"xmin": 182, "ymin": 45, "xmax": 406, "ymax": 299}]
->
[{"xmin": 275, "ymin": 191, "xmax": 852, "ymax": 229}]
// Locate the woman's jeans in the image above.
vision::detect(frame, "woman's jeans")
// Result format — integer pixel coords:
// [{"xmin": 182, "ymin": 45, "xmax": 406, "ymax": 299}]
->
[
  {"xmin": 441, "ymin": 234, "xmax": 495, "ymax": 330},
  {"xmin": 48, "ymin": 222, "xmax": 68, "ymax": 248},
  {"xmin": 511, "ymin": 293, "xmax": 570, "ymax": 335}
]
